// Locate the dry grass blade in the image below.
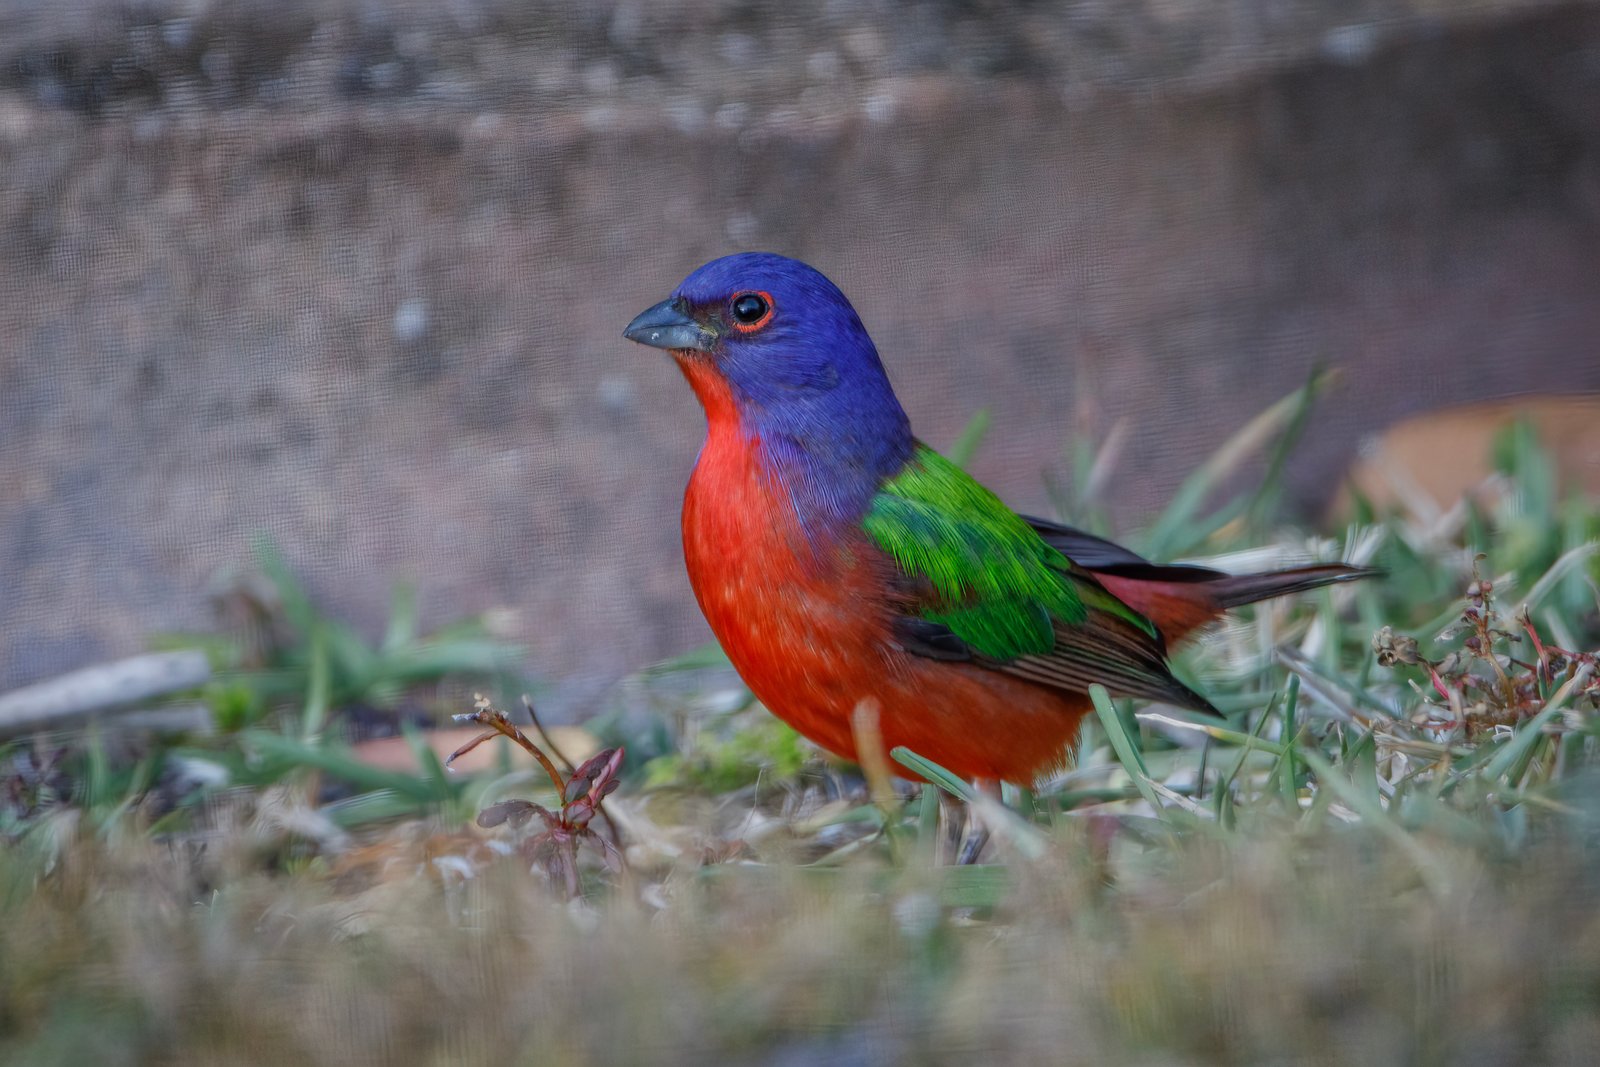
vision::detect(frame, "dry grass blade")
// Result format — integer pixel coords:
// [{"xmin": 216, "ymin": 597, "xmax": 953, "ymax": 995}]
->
[{"xmin": 850, "ymin": 698, "xmax": 897, "ymax": 811}]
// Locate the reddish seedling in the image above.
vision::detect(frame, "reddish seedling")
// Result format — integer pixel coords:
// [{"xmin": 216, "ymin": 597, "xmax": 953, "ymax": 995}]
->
[{"xmin": 447, "ymin": 697, "xmax": 625, "ymax": 897}]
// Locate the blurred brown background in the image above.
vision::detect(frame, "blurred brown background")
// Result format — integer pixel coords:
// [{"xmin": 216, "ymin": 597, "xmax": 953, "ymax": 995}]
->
[{"xmin": 3, "ymin": 0, "xmax": 1599, "ymax": 712}]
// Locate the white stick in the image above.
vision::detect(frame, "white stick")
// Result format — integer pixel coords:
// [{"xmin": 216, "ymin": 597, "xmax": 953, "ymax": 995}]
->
[{"xmin": 0, "ymin": 651, "xmax": 211, "ymax": 737}]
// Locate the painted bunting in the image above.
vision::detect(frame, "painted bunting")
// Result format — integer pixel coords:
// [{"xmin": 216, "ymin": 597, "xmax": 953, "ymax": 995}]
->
[{"xmin": 624, "ymin": 252, "xmax": 1370, "ymax": 786}]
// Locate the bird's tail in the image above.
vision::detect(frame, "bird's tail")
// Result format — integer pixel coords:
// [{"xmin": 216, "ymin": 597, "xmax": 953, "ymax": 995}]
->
[
  {"xmin": 1203, "ymin": 563, "xmax": 1378, "ymax": 610},
  {"xmin": 1088, "ymin": 563, "xmax": 1378, "ymax": 646},
  {"xmin": 1024, "ymin": 515, "xmax": 1380, "ymax": 644}
]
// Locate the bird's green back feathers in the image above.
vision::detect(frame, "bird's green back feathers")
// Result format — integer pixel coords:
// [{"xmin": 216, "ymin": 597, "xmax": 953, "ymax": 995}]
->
[{"xmin": 862, "ymin": 444, "xmax": 1155, "ymax": 662}]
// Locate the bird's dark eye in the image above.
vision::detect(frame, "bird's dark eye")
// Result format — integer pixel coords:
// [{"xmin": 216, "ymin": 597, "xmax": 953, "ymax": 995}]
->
[{"xmin": 730, "ymin": 291, "xmax": 772, "ymax": 330}]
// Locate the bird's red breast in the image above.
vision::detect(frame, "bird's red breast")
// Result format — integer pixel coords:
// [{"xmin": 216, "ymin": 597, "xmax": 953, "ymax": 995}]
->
[{"xmin": 676, "ymin": 353, "xmax": 1092, "ymax": 783}]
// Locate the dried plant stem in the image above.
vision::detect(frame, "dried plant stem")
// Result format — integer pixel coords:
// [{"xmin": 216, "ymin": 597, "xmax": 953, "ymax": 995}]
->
[
  {"xmin": 452, "ymin": 703, "xmax": 565, "ymax": 794},
  {"xmin": 521, "ymin": 694, "xmax": 575, "ymax": 775}
]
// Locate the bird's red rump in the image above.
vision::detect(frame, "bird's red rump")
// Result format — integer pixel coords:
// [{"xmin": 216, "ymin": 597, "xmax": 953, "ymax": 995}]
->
[{"xmin": 1089, "ymin": 573, "xmax": 1225, "ymax": 645}]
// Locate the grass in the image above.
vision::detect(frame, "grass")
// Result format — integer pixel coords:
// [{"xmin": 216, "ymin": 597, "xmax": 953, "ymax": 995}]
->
[
  {"xmin": 3, "ymin": 819, "xmax": 1598, "ymax": 1064},
  {"xmin": 2, "ymin": 393, "xmax": 1599, "ymax": 1064}
]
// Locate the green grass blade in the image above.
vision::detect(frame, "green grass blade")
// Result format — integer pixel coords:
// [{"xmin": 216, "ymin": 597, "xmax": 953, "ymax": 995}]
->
[
  {"xmin": 946, "ymin": 408, "xmax": 991, "ymax": 469},
  {"xmin": 321, "ymin": 789, "xmax": 431, "ymax": 829},
  {"xmin": 252, "ymin": 535, "xmax": 318, "ymax": 638},
  {"xmin": 1514, "ymin": 541, "xmax": 1599, "ymax": 616},
  {"xmin": 1278, "ymin": 676, "xmax": 1301, "ymax": 811},
  {"xmin": 1138, "ymin": 711, "xmax": 1290, "ymax": 757},
  {"xmin": 1244, "ymin": 364, "xmax": 1324, "ymax": 529},
  {"xmin": 402, "ymin": 724, "xmax": 456, "ymax": 803},
  {"xmin": 384, "ymin": 639, "xmax": 524, "ymax": 680},
  {"xmin": 885, "ymin": 752, "xmax": 1051, "ymax": 861},
  {"xmin": 915, "ymin": 784, "xmax": 940, "ymax": 862},
  {"xmin": 641, "ymin": 642, "xmax": 733, "ymax": 675},
  {"xmin": 1297, "ymin": 745, "xmax": 1448, "ymax": 898},
  {"xmin": 1089, "ymin": 684, "xmax": 1165, "ymax": 815},
  {"xmin": 243, "ymin": 731, "xmax": 447, "ymax": 802},
  {"xmin": 382, "ymin": 582, "xmax": 419, "ymax": 656},
  {"xmin": 300, "ymin": 626, "xmax": 332, "ymax": 742},
  {"xmin": 890, "ymin": 748, "xmax": 972, "ymax": 801},
  {"xmin": 1142, "ymin": 369, "xmax": 1334, "ymax": 560}
]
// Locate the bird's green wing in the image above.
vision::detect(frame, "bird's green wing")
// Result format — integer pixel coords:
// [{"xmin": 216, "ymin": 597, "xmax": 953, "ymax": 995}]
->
[{"xmin": 862, "ymin": 444, "xmax": 1214, "ymax": 712}]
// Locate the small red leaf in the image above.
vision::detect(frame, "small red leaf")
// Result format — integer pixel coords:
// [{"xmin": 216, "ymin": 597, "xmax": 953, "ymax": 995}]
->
[
  {"xmin": 475, "ymin": 799, "xmax": 541, "ymax": 829},
  {"xmin": 563, "ymin": 774, "xmax": 590, "ymax": 805}
]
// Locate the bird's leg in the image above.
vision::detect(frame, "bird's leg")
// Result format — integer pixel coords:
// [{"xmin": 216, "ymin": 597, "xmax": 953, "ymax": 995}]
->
[
  {"xmin": 955, "ymin": 778, "xmax": 1004, "ymax": 865},
  {"xmin": 937, "ymin": 789, "xmax": 967, "ymax": 864}
]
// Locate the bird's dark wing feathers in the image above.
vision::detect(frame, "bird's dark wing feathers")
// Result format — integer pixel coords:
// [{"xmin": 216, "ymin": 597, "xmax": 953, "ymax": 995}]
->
[
  {"xmin": 890, "ymin": 564, "xmax": 1220, "ymax": 716},
  {"xmin": 1021, "ymin": 514, "xmax": 1229, "ymax": 584},
  {"xmin": 995, "ymin": 614, "xmax": 1218, "ymax": 715}
]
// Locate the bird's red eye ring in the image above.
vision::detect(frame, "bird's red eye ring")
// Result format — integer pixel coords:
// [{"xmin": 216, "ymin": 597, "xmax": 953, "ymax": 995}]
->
[{"xmin": 729, "ymin": 291, "xmax": 774, "ymax": 333}]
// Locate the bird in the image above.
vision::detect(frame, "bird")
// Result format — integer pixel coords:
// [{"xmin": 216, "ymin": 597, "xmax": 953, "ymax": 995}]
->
[{"xmin": 624, "ymin": 252, "xmax": 1372, "ymax": 788}]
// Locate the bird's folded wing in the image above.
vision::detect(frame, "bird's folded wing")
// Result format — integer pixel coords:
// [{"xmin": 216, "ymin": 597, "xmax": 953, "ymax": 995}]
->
[
  {"xmin": 987, "ymin": 575, "xmax": 1218, "ymax": 714},
  {"xmin": 867, "ymin": 445, "xmax": 1217, "ymax": 715},
  {"xmin": 892, "ymin": 572, "xmax": 1217, "ymax": 715}
]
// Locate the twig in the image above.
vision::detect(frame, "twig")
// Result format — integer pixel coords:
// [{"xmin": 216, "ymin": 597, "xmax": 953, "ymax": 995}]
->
[{"xmin": 451, "ymin": 698, "xmax": 564, "ymax": 794}]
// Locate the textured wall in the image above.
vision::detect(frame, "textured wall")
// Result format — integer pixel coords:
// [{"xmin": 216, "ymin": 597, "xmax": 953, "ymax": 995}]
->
[{"xmin": 3, "ymin": 1, "xmax": 1599, "ymax": 710}]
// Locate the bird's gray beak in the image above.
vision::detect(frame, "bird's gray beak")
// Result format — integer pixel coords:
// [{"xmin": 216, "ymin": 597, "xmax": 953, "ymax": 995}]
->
[{"xmin": 623, "ymin": 298, "xmax": 718, "ymax": 353}]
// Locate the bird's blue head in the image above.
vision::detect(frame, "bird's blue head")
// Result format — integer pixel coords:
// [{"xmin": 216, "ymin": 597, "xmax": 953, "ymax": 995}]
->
[{"xmin": 625, "ymin": 252, "xmax": 914, "ymax": 520}]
